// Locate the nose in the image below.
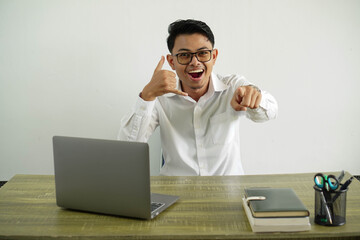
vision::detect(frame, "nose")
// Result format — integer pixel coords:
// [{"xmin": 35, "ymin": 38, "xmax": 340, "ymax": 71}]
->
[{"xmin": 189, "ymin": 53, "xmax": 201, "ymax": 66}]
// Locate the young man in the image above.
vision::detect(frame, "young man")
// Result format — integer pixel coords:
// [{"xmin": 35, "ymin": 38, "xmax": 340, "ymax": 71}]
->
[{"xmin": 118, "ymin": 19, "xmax": 278, "ymax": 176}]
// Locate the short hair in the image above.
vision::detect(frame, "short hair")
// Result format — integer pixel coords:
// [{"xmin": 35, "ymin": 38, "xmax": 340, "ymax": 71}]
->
[{"xmin": 167, "ymin": 19, "xmax": 215, "ymax": 53}]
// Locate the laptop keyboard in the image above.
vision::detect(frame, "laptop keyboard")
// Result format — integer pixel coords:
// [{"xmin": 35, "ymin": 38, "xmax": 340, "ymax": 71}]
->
[{"xmin": 151, "ymin": 202, "xmax": 165, "ymax": 213}]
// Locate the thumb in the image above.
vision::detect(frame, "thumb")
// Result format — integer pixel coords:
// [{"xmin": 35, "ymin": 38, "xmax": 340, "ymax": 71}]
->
[
  {"xmin": 154, "ymin": 56, "xmax": 165, "ymax": 73},
  {"xmin": 235, "ymin": 87, "xmax": 244, "ymax": 103},
  {"xmin": 237, "ymin": 87, "xmax": 246, "ymax": 98},
  {"xmin": 231, "ymin": 90, "xmax": 247, "ymax": 111}
]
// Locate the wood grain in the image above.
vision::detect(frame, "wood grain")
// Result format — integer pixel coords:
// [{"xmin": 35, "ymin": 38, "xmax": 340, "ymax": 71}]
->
[{"xmin": 0, "ymin": 173, "xmax": 359, "ymax": 239}]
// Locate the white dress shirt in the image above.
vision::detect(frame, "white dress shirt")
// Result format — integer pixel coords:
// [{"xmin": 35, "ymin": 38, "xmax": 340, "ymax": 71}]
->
[{"xmin": 118, "ymin": 73, "xmax": 278, "ymax": 176}]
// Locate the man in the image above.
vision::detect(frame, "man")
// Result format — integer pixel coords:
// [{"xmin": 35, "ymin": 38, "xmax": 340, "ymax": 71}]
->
[{"xmin": 118, "ymin": 19, "xmax": 278, "ymax": 176}]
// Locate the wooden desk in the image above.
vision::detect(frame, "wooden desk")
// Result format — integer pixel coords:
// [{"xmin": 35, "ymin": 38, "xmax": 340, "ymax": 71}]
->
[{"xmin": 0, "ymin": 173, "xmax": 359, "ymax": 239}]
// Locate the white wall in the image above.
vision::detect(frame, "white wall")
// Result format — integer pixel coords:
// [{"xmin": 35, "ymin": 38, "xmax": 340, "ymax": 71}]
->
[{"xmin": 1, "ymin": 0, "xmax": 359, "ymax": 180}]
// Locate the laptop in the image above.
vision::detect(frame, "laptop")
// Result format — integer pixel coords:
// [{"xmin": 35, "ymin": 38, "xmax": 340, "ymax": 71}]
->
[{"xmin": 52, "ymin": 136, "xmax": 179, "ymax": 220}]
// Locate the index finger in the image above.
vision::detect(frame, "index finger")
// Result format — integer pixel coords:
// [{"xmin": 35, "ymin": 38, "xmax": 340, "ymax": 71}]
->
[
  {"xmin": 167, "ymin": 88, "xmax": 188, "ymax": 97},
  {"xmin": 154, "ymin": 56, "xmax": 165, "ymax": 73}
]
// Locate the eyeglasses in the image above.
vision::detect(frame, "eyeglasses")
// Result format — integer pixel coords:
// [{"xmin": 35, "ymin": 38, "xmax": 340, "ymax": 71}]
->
[{"xmin": 174, "ymin": 50, "xmax": 213, "ymax": 65}]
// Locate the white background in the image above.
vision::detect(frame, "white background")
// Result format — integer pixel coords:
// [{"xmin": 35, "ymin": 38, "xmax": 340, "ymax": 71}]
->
[{"xmin": 1, "ymin": 0, "xmax": 359, "ymax": 180}]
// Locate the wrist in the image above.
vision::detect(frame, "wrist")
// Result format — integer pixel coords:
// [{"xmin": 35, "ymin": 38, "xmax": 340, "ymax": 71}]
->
[{"xmin": 140, "ymin": 90, "xmax": 156, "ymax": 101}]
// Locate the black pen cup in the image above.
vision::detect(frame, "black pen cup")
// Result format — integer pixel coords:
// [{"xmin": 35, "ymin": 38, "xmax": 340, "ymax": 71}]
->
[{"xmin": 314, "ymin": 186, "xmax": 347, "ymax": 226}]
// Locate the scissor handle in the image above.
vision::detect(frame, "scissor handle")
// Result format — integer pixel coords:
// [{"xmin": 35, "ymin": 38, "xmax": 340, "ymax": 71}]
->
[
  {"xmin": 314, "ymin": 173, "xmax": 325, "ymax": 188},
  {"xmin": 314, "ymin": 173, "xmax": 339, "ymax": 191},
  {"xmin": 327, "ymin": 174, "xmax": 339, "ymax": 190}
]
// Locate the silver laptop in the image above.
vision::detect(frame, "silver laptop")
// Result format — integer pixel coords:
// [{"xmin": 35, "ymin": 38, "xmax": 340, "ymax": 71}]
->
[{"xmin": 52, "ymin": 136, "xmax": 179, "ymax": 219}]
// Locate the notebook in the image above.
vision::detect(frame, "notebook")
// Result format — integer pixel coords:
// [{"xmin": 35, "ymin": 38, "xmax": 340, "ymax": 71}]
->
[
  {"xmin": 244, "ymin": 188, "xmax": 309, "ymax": 218},
  {"xmin": 52, "ymin": 136, "xmax": 179, "ymax": 220},
  {"xmin": 241, "ymin": 197, "xmax": 311, "ymax": 232}
]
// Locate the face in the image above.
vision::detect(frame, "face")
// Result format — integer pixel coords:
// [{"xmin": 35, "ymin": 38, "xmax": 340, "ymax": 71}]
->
[{"xmin": 167, "ymin": 33, "xmax": 218, "ymax": 97}]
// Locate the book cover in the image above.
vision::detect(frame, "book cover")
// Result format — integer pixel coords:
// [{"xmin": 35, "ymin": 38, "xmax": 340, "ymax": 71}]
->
[
  {"xmin": 244, "ymin": 188, "xmax": 310, "ymax": 218},
  {"xmin": 242, "ymin": 198, "xmax": 311, "ymax": 232}
]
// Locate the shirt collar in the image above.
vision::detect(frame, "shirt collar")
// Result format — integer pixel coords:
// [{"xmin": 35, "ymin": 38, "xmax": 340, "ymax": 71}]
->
[{"xmin": 211, "ymin": 72, "xmax": 229, "ymax": 92}]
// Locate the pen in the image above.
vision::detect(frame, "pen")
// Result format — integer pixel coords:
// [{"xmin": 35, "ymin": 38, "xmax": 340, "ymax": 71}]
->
[
  {"xmin": 320, "ymin": 190, "xmax": 333, "ymax": 225},
  {"xmin": 331, "ymin": 176, "xmax": 354, "ymax": 202},
  {"xmin": 340, "ymin": 176, "xmax": 354, "ymax": 191},
  {"xmin": 337, "ymin": 170, "xmax": 345, "ymax": 183}
]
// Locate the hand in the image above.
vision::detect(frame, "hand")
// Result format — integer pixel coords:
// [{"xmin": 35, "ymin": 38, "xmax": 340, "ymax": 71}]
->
[
  {"xmin": 141, "ymin": 56, "xmax": 188, "ymax": 101},
  {"xmin": 230, "ymin": 85, "xmax": 262, "ymax": 111}
]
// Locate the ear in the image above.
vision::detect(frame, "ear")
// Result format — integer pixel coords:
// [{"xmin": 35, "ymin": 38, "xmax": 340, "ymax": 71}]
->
[
  {"xmin": 212, "ymin": 49, "xmax": 219, "ymax": 65},
  {"xmin": 167, "ymin": 54, "xmax": 176, "ymax": 70}
]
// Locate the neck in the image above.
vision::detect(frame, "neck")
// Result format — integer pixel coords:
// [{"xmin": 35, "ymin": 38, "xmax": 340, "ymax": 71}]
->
[{"xmin": 181, "ymin": 82, "xmax": 209, "ymax": 102}]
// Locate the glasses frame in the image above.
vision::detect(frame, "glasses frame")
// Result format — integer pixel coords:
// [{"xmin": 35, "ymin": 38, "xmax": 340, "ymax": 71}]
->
[{"xmin": 174, "ymin": 49, "xmax": 213, "ymax": 65}]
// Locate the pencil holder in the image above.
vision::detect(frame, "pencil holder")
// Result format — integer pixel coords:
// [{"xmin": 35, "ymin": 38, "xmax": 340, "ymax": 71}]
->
[{"xmin": 314, "ymin": 186, "xmax": 347, "ymax": 226}]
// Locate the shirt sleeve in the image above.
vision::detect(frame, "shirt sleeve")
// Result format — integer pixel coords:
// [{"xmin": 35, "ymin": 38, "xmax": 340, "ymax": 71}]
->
[
  {"xmin": 117, "ymin": 96, "xmax": 159, "ymax": 142},
  {"xmin": 245, "ymin": 90, "xmax": 278, "ymax": 122},
  {"xmin": 230, "ymin": 75, "xmax": 278, "ymax": 122}
]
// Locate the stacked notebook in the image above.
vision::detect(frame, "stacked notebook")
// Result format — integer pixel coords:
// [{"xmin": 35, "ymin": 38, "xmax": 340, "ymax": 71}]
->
[{"xmin": 242, "ymin": 188, "xmax": 311, "ymax": 232}]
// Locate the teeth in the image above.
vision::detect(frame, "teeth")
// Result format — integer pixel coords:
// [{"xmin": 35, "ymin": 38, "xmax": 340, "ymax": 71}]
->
[{"xmin": 188, "ymin": 69, "xmax": 204, "ymax": 73}]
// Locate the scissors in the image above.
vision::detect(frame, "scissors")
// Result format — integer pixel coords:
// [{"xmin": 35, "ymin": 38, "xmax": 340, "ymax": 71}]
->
[{"xmin": 314, "ymin": 173, "xmax": 339, "ymax": 191}]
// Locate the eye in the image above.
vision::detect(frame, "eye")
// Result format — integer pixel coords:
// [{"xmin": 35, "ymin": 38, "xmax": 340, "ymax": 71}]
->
[
  {"xmin": 178, "ymin": 52, "xmax": 191, "ymax": 58},
  {"xmin": 198, "ymin": 51, "xmax": 209, "ymax": 56}
]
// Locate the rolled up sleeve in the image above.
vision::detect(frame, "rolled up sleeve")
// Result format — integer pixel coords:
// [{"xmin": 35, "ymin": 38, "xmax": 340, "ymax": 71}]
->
[
  {"xmin": 117, "ymin": 96, "xmax": 158, "ymax": 142},
  {"xmin": 246, "ymin": 90, "xmax": 278, "ymax": 122}
]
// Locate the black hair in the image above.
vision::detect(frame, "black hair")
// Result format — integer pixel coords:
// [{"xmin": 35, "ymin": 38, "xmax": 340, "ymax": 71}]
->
[{"xmin": 167, "ymin": 19, "xmax": 215, "ymax": 53}]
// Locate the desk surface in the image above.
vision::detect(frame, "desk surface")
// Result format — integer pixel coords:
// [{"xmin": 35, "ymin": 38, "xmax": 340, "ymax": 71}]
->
[{"xmin": 0, "ymin": 173, "xmax": 359, "ymax": 240}]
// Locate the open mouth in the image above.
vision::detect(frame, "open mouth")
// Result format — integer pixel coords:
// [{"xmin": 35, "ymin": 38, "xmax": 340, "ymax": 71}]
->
[{"xmin": 187, "ymin": 69, "xmax": 204, "ymax": 80}]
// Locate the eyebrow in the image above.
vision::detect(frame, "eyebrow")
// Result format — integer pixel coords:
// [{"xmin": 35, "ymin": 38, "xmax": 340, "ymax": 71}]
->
[{"xmin": 177, "ymin": 47, "xmax": 210, "ymax": 52}]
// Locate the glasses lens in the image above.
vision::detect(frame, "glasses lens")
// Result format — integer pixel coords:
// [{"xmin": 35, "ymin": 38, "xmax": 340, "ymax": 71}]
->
[
  {"xmin": 177, "ymin": 53, "xmax": 192, "ymax": 64},
  {"xmin": 196, "ymin": 50, "xmax": 211, "ymax": 62}
]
